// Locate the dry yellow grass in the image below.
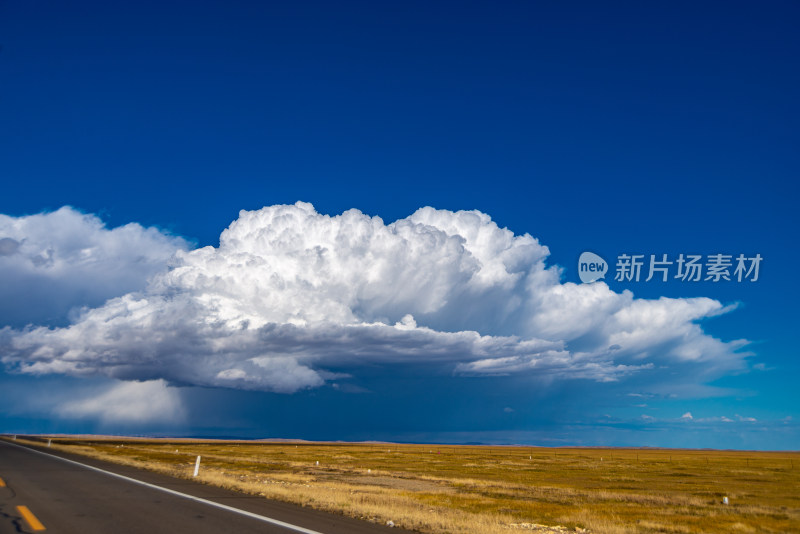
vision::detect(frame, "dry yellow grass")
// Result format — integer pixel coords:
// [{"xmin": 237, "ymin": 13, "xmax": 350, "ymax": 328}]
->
[{"xmin": 6, "ymin": 436, "xmax": 798, "ymax": 534}]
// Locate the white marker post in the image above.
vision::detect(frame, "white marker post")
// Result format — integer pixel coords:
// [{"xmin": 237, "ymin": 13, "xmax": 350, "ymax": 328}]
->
[
  {"xmin": 193, "ymin": 456, "xmax": 201, "ymax": 477},
  {"xmin": 47, "ymin": 439, "xmax": 51, "ymax": 447}
]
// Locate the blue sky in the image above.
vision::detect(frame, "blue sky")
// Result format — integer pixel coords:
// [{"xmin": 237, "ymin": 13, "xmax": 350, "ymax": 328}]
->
[{"xmin": 0, "ymin": 1, "xmax": 797, "ymax": 449}]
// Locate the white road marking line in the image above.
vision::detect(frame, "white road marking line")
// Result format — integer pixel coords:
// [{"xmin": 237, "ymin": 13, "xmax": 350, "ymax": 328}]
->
[{"xmin": 2, "ymin": 441, "xmax": 324, "ymax": 534}]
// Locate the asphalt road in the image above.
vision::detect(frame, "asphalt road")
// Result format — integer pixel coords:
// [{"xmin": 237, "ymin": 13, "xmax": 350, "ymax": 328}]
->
[{"xmin": 0, "ymin": 439, "xmax": 401, "ymax": 534}]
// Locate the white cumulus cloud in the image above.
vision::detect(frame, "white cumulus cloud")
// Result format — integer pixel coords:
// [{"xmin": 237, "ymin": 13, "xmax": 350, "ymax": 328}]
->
[
  {"xmin": 0, "ymin": 207, "xmax": 188, "ymax": 327},
  {"xmin": 1, "ymin": 202, "xmax": 749, "ymax": 394}
]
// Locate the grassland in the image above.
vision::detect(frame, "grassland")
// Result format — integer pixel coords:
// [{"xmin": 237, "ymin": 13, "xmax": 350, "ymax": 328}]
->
[{"xmin": 5, "ymin": 436, "xmax": 799, "ymax": 533}]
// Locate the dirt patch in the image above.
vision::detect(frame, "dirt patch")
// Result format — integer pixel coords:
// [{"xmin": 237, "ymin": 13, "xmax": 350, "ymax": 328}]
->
[{"xmin": 338, "ymin": 474, "xmax": 454, "ymax": 493}]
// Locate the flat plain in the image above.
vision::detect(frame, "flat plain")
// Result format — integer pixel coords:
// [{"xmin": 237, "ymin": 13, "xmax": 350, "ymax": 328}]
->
[{"xmin": 6, "ymin": 437, "xmax": 799, "ymax": 533}]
